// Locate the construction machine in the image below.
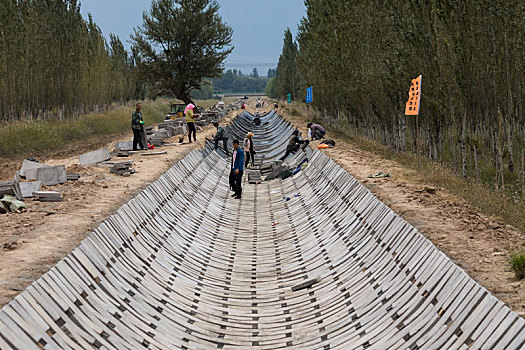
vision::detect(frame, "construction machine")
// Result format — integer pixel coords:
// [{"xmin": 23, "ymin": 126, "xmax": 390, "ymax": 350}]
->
[{"xmin": 165, "ymin": 102, "xmax": 202, "ymax": 120}]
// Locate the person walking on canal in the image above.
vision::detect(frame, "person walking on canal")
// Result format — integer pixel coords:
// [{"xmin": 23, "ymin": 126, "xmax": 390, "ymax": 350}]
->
[
  {"xmin": 229, "ymin": 140, "xmax": 244, "ymax": 199},
  {"xmin": 131, "ymin": 102, "xmax": 145, "ymax": 150},
  {"xmin": 185, "ymin": 103, "xmax": 197, "ymax": 143}
]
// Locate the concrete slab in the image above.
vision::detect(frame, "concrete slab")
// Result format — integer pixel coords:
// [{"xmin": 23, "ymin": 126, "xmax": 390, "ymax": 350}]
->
[
  {"xmin": 19, "ymin": 181, "xmax": 41, "ymax": 198},
  {"xmin": 20, "ymin": 160, "xmax": 49, "ymax": 178},
  {"xmin": 56, "ymin": 165, "xmax": 66, "ymax": 184},
  {"xmin": 24, "ymin": 168, "xmax": 40, "ymax": 181},
  {"xmin": 115, "ymin": 142, "xmax": 134, "ymax": 151},
  {"xmin": 79, "ymin": 147, "xmax": 111, "ymax": 166},
  {"xmin": 36, "ymin": 167, "xmax": 59, "ymax": 186},
  {"xmin": 155, "ymin": 129, "xmax": 170, "ymax": 139}
]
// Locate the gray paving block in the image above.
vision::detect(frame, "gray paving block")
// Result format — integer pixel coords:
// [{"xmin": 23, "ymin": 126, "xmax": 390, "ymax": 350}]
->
[
  {"xmin": 19, "ymin": 181, "xmax": 41, "ymax": 198},
  {"xmin": 24, "ymin": 168, "xmax": 40, "ymax": 181},
  {"xmin": 35, "ymin": 167, "xmax": 59, "ymax": 186},
  {"xmin": 155, "ymin": 129, "xmax": 170, "ymax": 139},
  {"xmin": 79, "ymin": 147, "xmax": 111, "ymax": 165},
  {"xmin": 115, "ymin": 142, "xmax": 134, "ymax": 151},
  {"xmin": 20, "ymin": 160, "xmax": 49, "ymax": 178},
  {"xmin": 56, "ymin": 165, "xmax": 66, "ymax": 184}
]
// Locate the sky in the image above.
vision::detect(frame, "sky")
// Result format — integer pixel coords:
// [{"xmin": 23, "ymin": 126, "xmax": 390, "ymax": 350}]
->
[{"xmin": 80, "ymin": 0, "xmax": 306, "ymax": 76}]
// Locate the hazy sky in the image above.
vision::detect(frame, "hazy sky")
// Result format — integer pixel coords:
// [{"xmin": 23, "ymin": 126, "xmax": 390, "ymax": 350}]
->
[{"xmin": 80, "ymin": 0, "xmax": 306, "ymax": 76}]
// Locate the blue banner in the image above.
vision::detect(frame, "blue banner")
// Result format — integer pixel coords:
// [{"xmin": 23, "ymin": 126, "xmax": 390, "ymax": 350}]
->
[{"xmin": 306, "ymin": 86, "xmax": 313, "ymax": 103}]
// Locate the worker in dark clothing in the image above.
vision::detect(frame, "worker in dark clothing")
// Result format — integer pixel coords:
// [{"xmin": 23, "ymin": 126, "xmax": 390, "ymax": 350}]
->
[
  {"xmin": 308, "ymin": 122, "xmax": 326, "ymax": 140},
  {"xmin": 253, "ymin": 113, "xmax": 261, "ymax": 126},
  {"xmin": 229, "ymin": 140, "xmax": 244, "ymax": 199},
  {"xmin": 213, "ymin": 121, "xmax": 229, "ymax": 156},
  {"xmin": 131, "ymin": 102, "xmax": 145, "ymax": 150},
  {"xmin": 279, "ymin": 129, "xmax": 304, "ymax": 161}
]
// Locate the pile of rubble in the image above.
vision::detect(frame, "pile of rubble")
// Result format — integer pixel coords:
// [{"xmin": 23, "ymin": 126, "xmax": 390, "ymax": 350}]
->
[{"xmin": 0, "ymin": 159, "xmax": 81, "ymax": 211}]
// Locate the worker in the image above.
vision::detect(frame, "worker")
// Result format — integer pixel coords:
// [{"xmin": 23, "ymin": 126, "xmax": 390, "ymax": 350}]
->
[
  {"xmin": 279, "ymin": 129, "xmax": 304, "ymax": 161},
  {"xmin": 185, "ymin": 103, "xmax": 197, "ymax": 143},
  {"xmin": 274, "ymin": 103, "xmax": 278, "ymax": 109},
  {"xmin": 229, "ymin": 140, "xmax": 244, "ymax": 199},
  {"xmin": 243, "ymin": 132, "xmax": 255, "ymax": 168},
  {"xmin": 131, "ymin": 102, "xmax": 145, "ymax": 151},
  {"xmin": 213, "ymin": 121, "xmax": 229, "ymax": 156},
  {"xmin": 308, "ymin": 122, "xmax": 326, "ymax": 140},
  {"xmin": 253, "ymin": 112, "xmax": 261, "ymax": 126}
]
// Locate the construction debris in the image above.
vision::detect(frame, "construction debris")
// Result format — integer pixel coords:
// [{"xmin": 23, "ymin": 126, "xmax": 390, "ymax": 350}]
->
[
  {"xmin": 33, "ymin": 191, "xmax": 63, "ymax": 202},
  {"xmin": 79, "ymin": 147, "xmax": 111, "ymax": 165},
  {"xmin": 26, "ymin": 165, "xmax": 66, "ymax": 186},
  {"xmin": 0, "ymin": 180, "xmax": 22, "ymax": 200},
  {"xmin": 0, "ymin": 195, "xmax": 27, "ymax": 212},
  {"xmin": 140, "ymin": 151, "xmax": 167, "ymax": 156},
  {"xmin": 367, "ymin": 171, "xmax": 390, "ymax": 178},
  {"xmin": 115, "ymin": 141, "xmax": 134, "ymax": 151},
  {"xmin": 19, "ymin": 181, "xmax": 42, "ymax": 198},
  {"xmin": 66, "ymin": 173, "xmax": 80, "ymax": 181},
  {"xmin": 109, "ymin": 161, "xmax": 135, "ymax": 176},
  {"xmin": 19, "ymin": 159, "xmax": 48, "ymax": 178},
  {"xmin": 248, "ymin": 170, "xmax": 262, "ymax": 184}
]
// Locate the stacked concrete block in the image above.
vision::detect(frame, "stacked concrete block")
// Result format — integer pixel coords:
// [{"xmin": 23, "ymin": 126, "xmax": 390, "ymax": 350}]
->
[{"xmin": 19, "ymin": 181, "xmax": 42, "ymax": 198}]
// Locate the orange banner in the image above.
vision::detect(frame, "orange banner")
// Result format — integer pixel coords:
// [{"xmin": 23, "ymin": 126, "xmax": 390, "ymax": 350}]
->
[{"xmin": 405, "ymin": 75, "xmax": 422, "ymax": 116}]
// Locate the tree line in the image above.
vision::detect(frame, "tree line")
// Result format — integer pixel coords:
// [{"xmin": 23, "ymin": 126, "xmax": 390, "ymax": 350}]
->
[
  {"xmin": 272, "ymin": 1, "xmax": 525, "ymax": 197},
  {"xmin": 0, "ymin": 0, "xmax": 142, "ymax": 123},
  {"xmin": 212, "ymin": 68, "xmax": 272, "ymax": 93}
]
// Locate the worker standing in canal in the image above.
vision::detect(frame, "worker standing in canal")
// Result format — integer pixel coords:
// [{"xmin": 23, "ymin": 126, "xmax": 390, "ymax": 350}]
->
[
  {"xmin": 229, "ymin": 140, "xmax": 244, "ymax": 199},
  {"xmin": 213, "ymin": 121, "xmax": 229, "ymax": 156},
  {"xmin": 185, "ymin": 103, "xmax": 197, "ymax": 143},
  {"xmin": 243, "ymin": 132, "xmax": 255, "ymax": 168},
  {"xmin": 131, "ymin": 102, "xmax": 145, "ymax": 150}
]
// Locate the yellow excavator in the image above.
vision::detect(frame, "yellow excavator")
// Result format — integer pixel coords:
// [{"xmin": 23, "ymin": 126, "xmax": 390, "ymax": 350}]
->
[{"xmin": 165, "ymin": 102, "xmax": 202, "ymax": 120}]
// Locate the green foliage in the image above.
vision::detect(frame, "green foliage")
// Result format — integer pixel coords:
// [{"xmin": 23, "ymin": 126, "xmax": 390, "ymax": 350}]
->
[
  {"xmin": 191, "ymin": 80, "xmax": 214, "ymax": 99},
  {"xmin": 509, "ymin": 251, "xmax": 525, "ymax": 280},
  {"xmin": 273, "ymin": 28, "xmax": 299, "ymax": 99},
  {"xmin": 131, "ymin": 0, "xmax": 233, "ymax": 104},
  {"xmin": 265, "ymin": 78, "xmax": 277, "ymax": 98},
  {"xmin": 0, "ymin": 1, "xmax": 142, "ymax": 123},
  {"xmin": 213, "ymin": 69, "xmax": 268, "ymax": 93},
  {"xmin": 275, "ymin": 0, "xmax": 525, "ymax": 199}
]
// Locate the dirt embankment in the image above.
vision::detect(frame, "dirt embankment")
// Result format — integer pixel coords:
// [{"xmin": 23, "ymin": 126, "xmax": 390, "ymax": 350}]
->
[
  {"xmin": 280, "ymin": 108, "xmax": 525, "ymax": 318},
  {"xmin": 0, "ymin": 111, "xmax": 236, "ymax": 307}
]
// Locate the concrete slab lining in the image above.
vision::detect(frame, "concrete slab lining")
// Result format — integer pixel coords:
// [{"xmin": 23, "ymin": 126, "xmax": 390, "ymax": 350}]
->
[{"xmin": 0, "ymin": 111, "xmax": 523, "ymax": 349}]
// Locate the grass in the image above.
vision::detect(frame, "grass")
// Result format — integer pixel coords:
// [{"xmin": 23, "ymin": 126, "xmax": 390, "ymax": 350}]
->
[
  {"xmin": 509, "ymin": 251, "xmax": 525, "ymax": 279},
  {"xmin": 0, "ymin": 99, "xmax": 170, "ymax": 158},
  {"xmin": 282, "ymin": 103, "xmax": 525, "ymax": 235}
]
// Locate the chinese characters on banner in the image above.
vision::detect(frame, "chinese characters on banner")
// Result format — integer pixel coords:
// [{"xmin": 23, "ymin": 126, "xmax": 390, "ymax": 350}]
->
[
  {"xmin": 306, "ymin": 86, "xmax": 313, "ymax": 103},
  {"xmin": 405, "ymin": 75, "xmax": 422, "ymax": 116}
]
